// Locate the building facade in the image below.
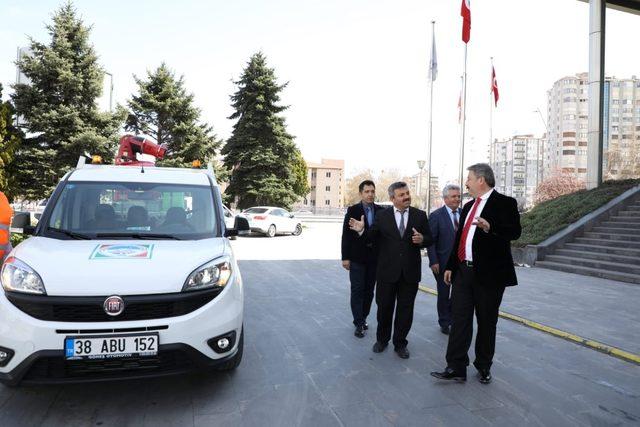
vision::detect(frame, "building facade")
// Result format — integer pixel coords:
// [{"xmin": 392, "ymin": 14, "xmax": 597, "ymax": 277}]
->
[
  {"xmin": 546, "ymin": 73, "xmax": 640, "ymax": 181},
  {"xmin": 295, "ymin": 159, "xmax": 345, "ymax": 213},
  {"xmin": 407, "ymin": 173, "xmax": 441, "ymax": 212},
  {"xmin": 490, "ymin": 134, "xmax": 544, "ymax": 209}
]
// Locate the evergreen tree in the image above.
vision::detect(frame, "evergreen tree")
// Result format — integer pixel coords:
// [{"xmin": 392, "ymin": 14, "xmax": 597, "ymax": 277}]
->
[
  {"xmin": 125, "ymin": 63, "xmax": 221, "ymax": 168},
  {"xmin": 223, "ymin": 52, "xmax": 307, "ymax": 209},
  {"xmin": 0, "ymin": 83, "xmax": 24, "ymax": 200},
  {"xmin": 11, "ymin": 2, "xmax": 125, "ymax": 200}
]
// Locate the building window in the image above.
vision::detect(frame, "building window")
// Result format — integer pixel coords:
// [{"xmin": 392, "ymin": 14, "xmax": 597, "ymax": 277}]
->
[
  {"xmin": 310, "ymin": 185, "xmax": 316, "ymax": 191},
  {"xmin": 325, "ymin": 186, "xmax": 330, "ymax": 191},
  {"xmin": 562, "ymin": 150, "xmax": 576, "ymax": 155},
  {"xmin": 326, "ymin": 172, "xmax": 331, "ymax": 178},
  {"xmin": 311, "ymin": 171, "xmax": 317, "ymax": 179},
  {"xmin": 325, "ymin": 200, "xmax": 330, "ymax": 206},
  {"xmin": 303, "ymin": 198, "xmax": 308, "ymax": 205},
  {"xmin": 311, "ymin": 199, "xmax": 316, "ymax": 206}
]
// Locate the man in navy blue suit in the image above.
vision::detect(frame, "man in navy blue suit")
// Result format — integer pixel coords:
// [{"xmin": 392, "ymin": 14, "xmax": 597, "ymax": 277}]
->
[
  {"xmin": 341, "ymin": 180, "xmax": 385, "ymax": 338},
  {"xmin": 427, "ymin": 184, "xmax": 462, "ymax": 335}
]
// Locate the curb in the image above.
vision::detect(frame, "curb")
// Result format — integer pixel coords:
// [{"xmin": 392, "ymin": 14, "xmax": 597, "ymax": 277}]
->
[{"xmin": 418, "ymin": 285, "xmax": 640, "ymax": 366}]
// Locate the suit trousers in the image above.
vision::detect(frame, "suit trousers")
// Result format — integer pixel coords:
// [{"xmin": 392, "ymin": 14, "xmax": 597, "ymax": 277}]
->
[
  {"xmin": 434, "ymin": 271, "xmax": 452, "ymax": 328},
  {"xmin": 376, "ymin": 274, "xmax": 418, "ymax": 348},
  {"xmin": 349, "ymin": 260, "xmax": 377, "ymax": 327},
  {"xmin": 446, "ymin": 263, "xmax": 505, "ymax": 372}
]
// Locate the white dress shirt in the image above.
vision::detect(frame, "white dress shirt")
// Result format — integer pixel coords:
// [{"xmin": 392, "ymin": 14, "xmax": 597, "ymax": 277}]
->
[{"xmin": 462, "ymin": 188, "xmax": 494, "ymax": 261}]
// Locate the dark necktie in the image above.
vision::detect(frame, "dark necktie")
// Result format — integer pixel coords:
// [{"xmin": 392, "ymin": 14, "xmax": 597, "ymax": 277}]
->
[
  {"xmin": 452, "ymin": 209, "xmax": 459, "ymax": 232},
  {"xmin": 398, "ymin": 210, "xmax": 406, "ymax": 236}
]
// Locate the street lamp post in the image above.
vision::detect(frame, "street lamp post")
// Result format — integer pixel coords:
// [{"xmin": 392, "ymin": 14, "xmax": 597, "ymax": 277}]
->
[
  {"xmin": 417, "ymin": 160, "xmax": 425, "ymax": 209},
  {"xmin": 104, "ymin": 71, "xmax": 114, "ymax": 112}
]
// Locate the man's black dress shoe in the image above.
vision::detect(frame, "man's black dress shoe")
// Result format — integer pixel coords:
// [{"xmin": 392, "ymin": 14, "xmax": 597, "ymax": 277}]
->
[
  {"xmin": 440, "ymin": 325, "xmax": 450, "ymax": 335},
  {"xmin": 394, "ymin": 347, "xmax": 410, "ymax": 359},
  {"xmin": 430, "ymin": 367, "xmax": 466, "ymax": 382},
  {"xmin": 354, "ymin": 325, "xmax": 365, "ymax": 338},
  {"xmin": 363, "ymin": 323, "xmax": 369, "ymax": 330},
  {"xmin": 477, "ymin": 369, "xmax": 492, "ymax": 384},
  {"xmin": 372, "ymin": 342, "xmax": 387, "ymax": 353}
]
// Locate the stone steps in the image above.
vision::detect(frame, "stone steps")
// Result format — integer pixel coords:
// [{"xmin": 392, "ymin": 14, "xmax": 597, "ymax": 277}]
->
[
  {"xmin": 564, "ymin": 242, "xmax": 640, "ymax": 257},
  {"xmin": 536, "ymin": 196, "xmax": 640, "ymax": 284},
  {"xmin": 535, "ymin": 261, "xmax": 640, "ymax": 284}
]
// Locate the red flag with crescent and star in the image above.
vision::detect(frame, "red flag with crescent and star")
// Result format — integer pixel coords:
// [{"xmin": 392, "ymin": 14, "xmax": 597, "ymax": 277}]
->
[
  {"xmin": 461, "ymin": 0, "xmax": 471, "ymax": 43},
  {"xmin": 491, "ymin": 65, "xmax": 499, "ymax": 106}
]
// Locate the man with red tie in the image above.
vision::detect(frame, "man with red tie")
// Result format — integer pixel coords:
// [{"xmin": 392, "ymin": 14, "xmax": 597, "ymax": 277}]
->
[{"xmin": 431, "ymin": 163, "xmax": 521, "ymax": 384}]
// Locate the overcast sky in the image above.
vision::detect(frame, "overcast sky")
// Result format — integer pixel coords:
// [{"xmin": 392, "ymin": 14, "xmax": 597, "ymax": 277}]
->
[{"xmin": 1, "ymin": 0, "xmax": 639, "ymax": 185}]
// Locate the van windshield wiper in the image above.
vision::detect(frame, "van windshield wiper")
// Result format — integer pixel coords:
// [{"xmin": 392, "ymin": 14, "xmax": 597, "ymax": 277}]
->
[
  {"xmin": 95, "ymin": 232, "xmax": 182, "ymax": 240},
  {"xmin": 47, "ymin": 227, "xmax": 92, "ymax": 240}
]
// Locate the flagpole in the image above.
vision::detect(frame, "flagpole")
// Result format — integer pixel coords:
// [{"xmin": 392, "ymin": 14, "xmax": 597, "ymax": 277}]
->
[
  {"xmin": 459, "ymin": 44, "xmax": 468, "ymax": 191},
  {"xmin": 426, "ymin": 20, "xmax": 435, "ymax": 213}
]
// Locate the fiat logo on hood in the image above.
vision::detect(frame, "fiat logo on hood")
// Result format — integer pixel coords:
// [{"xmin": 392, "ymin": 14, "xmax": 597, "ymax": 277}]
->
[{"xmin": 103, "ymin": 296, "xmax": 125, "ymax": 316}]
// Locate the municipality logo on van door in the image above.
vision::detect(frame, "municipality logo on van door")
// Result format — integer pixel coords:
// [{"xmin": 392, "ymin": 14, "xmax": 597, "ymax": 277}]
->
[{"xmin": 90, "ymin": 244, "xmax": 155, "ymax": 259}]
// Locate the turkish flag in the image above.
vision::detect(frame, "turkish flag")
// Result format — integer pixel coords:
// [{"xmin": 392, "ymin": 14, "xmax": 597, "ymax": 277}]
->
[
  {"xmin": 491, "ymin": 66, "xmax": 499, "ymax": 106},
  {"xmin": 461, "ymin": 0, "xmax": 471, "ymax": 43}
]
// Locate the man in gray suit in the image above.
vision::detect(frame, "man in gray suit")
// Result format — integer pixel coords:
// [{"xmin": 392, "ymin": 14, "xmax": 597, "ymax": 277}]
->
[{"xmin": 427, "ymin": 184, "xmax": 462, "ymax": 335}]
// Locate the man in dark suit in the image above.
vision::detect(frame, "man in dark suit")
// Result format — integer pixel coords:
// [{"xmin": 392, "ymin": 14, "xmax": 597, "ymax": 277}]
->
[
  {"xmin": 431, "ymin": 163, "xmax": 521, "ymax": 384},
  {"xmin": 427, "ymin": 184, "xmax": 462, "ymax": 335},
  {"xmin": 349, "ymin": 182, "xmax": 433, "ymax": 359},
  {"xmin": 341, "ymin": 180, "xmax": 385, "ymax": 338}
]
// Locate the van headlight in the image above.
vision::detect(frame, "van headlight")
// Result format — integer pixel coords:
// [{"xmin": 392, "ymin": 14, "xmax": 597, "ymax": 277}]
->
[
  {"xmin": 183, "ymin": 257, "xmax": 232, "ymax": 292},
  {"xmin": 1, "ymin": 257, "xmax": 47, "ymax": 295}
]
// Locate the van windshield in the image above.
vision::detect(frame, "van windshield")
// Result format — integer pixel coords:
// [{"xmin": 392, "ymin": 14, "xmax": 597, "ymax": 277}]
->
[{"xmin": 43, "ymin": 181, "xmax": 219, "ymax": 240}]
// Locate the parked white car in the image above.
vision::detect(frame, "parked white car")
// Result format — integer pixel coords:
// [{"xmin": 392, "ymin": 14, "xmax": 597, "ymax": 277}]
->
[
  {"xmin": 0, "ymin": 163, "xmax": 249, "ymax": 385},
  {"xmin": 239, "ymin": 206, "xmax": 302, "ymax": 237},
  {"xmin": 222, "ymin": 205, "xmax": 237, "ymax": 240}
]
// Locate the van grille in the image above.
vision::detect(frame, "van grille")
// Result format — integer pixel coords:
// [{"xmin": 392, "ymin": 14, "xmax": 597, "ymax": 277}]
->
[{"xmin": 5, "ymin": 288, "xmax": 222, "ymax": 322}]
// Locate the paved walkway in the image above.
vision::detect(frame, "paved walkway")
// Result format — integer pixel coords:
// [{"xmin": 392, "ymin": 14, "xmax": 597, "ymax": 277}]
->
[
  {"xmin": 420, "ymin": 264, "xmax": 640, "ymax": 356},
  {"xmin": 3, "ymin": 259, "xmax": 637, "ymax": 426}
]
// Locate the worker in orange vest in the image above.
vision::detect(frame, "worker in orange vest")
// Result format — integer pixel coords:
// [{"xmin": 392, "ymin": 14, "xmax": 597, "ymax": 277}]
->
[{"xmin": 0, "ymin": 191, "xmax": 12, "ymax": 263}]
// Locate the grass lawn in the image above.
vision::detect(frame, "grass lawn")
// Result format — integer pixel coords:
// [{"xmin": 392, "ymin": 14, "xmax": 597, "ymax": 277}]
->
[{"xmin": 514, "ymin": 179, "xmax": 640, "ymax": 247}]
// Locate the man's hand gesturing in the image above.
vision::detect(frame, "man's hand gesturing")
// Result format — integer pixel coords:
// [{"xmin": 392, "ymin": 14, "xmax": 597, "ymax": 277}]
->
[
  {"xmin": 411, "ymin": 227, "xmax": 423, "ymax": 245},
  {"xmin": 349, "ymin": 215, "xmax": 365, "ymax": 233}
]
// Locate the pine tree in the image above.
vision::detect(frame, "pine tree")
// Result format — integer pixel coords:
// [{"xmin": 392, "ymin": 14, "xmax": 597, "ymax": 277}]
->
[
  {"xmin": 125, "ymin": 63, "xmax": 221, "ymax": 168},
  {"xmin": 11, "ymin": 2, "xmax": 125, "ymax": 200},
  {"xmin": 223, "ymin": 52, "xmax": 307, "ymax": 209},
  {"xmin": 0, "ymin": 83, "xmax": 24, "ymax": 200}
]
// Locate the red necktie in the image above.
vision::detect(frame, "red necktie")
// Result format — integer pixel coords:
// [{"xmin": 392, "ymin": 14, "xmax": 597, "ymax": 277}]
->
[{"xmin": 457, "ymin": 198, "xmax": 482, "ymax": 262}]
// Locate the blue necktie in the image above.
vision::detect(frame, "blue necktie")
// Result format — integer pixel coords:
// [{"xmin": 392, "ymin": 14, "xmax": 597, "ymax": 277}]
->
[{"xmin": 366, "ymin": 206, "xmax": 373, "ymax": 226}]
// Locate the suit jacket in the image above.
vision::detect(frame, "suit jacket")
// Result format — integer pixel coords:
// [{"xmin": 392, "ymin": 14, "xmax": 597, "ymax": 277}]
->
[
  {"xmin": 341, "ymin": 202, "xmax": 385, "ymax": 264},
  {"xmin": 363, "ymin": 206, "xmax": 433, "ymax": 284},
  {"xmin": 427, "ymin": 206, "xmax": 457, "ymax": 268},
  {"xmin": 445, "ymin": 190, "xmax": 522, "ymax": 287}
]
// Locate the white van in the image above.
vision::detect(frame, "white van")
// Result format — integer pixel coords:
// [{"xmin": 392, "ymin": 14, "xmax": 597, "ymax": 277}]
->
[{"xmin": 0, "ymin": 163, "xmax": 249, "ymax": 385}]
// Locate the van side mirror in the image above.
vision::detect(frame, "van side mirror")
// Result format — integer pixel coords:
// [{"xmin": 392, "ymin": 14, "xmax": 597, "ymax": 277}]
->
[
  {"xmin": 11, "ymin": 212, "xmax": 35, "ymax": 235},
  {"xmin": 224, "ymin": 216, "xmax": 250, "ymax": 237}
]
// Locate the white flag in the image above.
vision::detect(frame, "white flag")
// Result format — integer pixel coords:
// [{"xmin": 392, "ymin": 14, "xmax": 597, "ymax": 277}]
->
[{"xmin": 429, "ymin": 27, "xmax": 437, "ymax": 81}]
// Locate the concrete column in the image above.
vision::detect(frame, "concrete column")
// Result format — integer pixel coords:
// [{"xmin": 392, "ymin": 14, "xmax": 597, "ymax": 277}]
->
[{"xmin": 586, "ymin": 0, "xmax": 606, "ymax": 189}]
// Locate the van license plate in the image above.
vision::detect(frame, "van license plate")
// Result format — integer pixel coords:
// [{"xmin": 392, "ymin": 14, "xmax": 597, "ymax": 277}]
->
[{"xmin": 64, "ymin": 333, "xmax": 159, "ymax": 360}]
